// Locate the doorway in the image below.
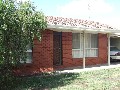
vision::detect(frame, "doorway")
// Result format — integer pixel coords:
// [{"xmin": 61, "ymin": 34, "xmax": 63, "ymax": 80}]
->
[{"xmin": 53, "ymin": 32, "xmax": 62, "ymax": 65}]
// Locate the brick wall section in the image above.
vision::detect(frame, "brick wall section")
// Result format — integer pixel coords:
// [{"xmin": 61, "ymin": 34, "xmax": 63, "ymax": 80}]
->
[
  {"xmin": 98, "ymin": 33, "xmax": 108, "ymax": 63},
  {"xmin": 54, "ymin": 33, "xmax": 108, "ymax": 69},
  {"xmin": 15, "ymin": 30, "xmax": 53, "ymax": 75},
  {"xmin": 15, "ymin": 31, "xmax": 108, "ymax": 75}
]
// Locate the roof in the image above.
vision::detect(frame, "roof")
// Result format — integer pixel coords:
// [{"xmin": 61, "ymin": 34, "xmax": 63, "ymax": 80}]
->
[{"xmin": 46, "ymin": 16, "xmax": 116, "ymax": 30}]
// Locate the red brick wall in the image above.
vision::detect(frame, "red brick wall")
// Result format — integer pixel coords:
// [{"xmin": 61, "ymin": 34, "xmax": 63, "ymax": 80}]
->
[
  {"xmin": 54, "ymin": 32, "xmax": 108, "ymax": 69},
  {"xmin": 15, "ymin": 30, "xmax": 53, "ymax": 75},
  {"xmin": 15, "ymin": 31, "xmax": 108, "ymax": 75}
]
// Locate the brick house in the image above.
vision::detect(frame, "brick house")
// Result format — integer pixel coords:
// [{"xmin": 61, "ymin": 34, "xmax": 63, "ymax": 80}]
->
[{"xmin": 16, "ymin": 16, "xmax": 120, "ymax": 75}]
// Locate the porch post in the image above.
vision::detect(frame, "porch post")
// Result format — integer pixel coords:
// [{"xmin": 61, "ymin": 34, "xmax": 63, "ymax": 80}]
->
[
  {"xmin": 107, "ymin": 33, "xmax": 110, "ymax": 66},
  {"xmin": 83, "ymin": 31, "xmax": 85, "ymax": 69}
]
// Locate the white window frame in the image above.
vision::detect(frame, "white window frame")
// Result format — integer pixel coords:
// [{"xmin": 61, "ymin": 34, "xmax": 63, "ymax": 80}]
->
[
  {"xmin": 72, "ymin": 33, "xmax": 83, "ymax": 58},
  {"xmin": 20, "ymin": 45, "xmax": 32, "ymax": 63},
  {"xmin": 26, "ymin": 49, "xmax": 32, "ymax": 63},
  {"xmin": 85, "ymin": 33, "xmax": 98, "ymax": 57},
  {"xmin": 72, "ymin": 33, "xmax": 98, "ymax": 58}
]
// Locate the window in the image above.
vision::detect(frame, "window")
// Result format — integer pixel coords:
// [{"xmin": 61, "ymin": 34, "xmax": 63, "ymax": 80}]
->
[
  {"xmin": 72, "ymin": 33, "xmax": 98, "ymax": 58},
  {"xmin": 20, "ymin": 44, "xmax": 32, "ymax": 63},
  {"xmin": 85, "ymin": 33, "xmax": 98, "ymax": 57},
  {"xmin": 72, "ymin": 33, "xmax": 83, "ymax": 58}
]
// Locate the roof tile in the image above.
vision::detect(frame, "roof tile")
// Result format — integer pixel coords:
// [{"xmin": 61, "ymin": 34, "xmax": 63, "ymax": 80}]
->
[{"xmin": 46, "ymin": 16, "xmax": 116, "ymax": 30}]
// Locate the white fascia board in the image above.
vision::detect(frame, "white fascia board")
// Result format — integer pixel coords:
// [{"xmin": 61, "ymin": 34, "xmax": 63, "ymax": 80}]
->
[
  {"xmin": 47, "ymin": 25, "xmax": 83, "ymax": 31},
  {"xmin": 47, "ymin": 24, "xmax": 120, "ymax": 34},
  {"xmin": 110, "ymin": 33, "xmax": 120, "ymax": 37},
  {"xmin": 114, "ymin": 33, "xmax": 120, "ymax": 35}
]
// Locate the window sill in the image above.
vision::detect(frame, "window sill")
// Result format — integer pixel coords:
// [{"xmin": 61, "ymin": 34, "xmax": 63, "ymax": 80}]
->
[
  {"xmin": 20, "ymin": 62, "xmax": 33, "ymax": 67},
  {"xmin": 72, "ymin": 56, "xmax": 98, "ymax": 59}
]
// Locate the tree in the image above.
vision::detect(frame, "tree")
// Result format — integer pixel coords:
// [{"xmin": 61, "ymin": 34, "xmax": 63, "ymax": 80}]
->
[{"xmin": 0, "ymin": 0, "xmax": 47, "ymax": 82}]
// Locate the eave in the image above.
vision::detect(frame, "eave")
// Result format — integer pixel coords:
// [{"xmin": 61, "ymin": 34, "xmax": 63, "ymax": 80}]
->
[{"xmin": 47, "ymin": 24, "xmax": 120, "ymax": 34}]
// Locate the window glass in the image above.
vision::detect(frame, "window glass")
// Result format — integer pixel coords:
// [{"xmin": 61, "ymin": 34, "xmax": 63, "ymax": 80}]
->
[
  {"xmin": 72, "ymin": 33, "xmax": 80, "ymax": 49},
  {"xmin": 72, "ymin": 33, "xmax": 98, "ymax": 58},
  {"xmin": 85, "ymin": 33, "xmax": 91, "ymax": 48},
  {"xmin": 91, "ymin": 34, "xmax": 98, "ymax": 48},
  {"xmin": 26, "ymin": 52, "xmax": 32, "ymax": 63},
  {"xmin": 110, "ymin": 46, "xmax": 119, "ymax": 51},
  {"xmin": 20, "ymin": 44, "xmax": 32, "ymax": 63}
]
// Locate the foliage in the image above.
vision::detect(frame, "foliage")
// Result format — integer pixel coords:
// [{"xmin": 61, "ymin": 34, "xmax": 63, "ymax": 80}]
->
[
  {"xmin": 0, "ymin": 73, "xmax": 79, "ymax": 90},
  {"xmin": 0, "ymin": 0, "xmax": 47, "ymax": 87}
]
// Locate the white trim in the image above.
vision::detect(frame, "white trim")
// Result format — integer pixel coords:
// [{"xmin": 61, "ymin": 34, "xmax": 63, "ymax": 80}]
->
[
  {"xmin": 72, "ymin": 33, "xmax": 98, "ymax": 58},
  {"xmin": 107, "ymin": 33, "xmax": 110, "ymax": 66},
  {"xmin": 20, "ymin": 47, "xmax": 32, "ymax": 63},
  {"xmin": 26, "ymin": 50, "xmax": 32, "ymax": 52},
  {"xmin": 72, "ymin": 48, "xmax": 98, "ymax": 58},
  {"xmin": 85, "ymin": 48, "xmax": 98, "ymax": 49},
  {"xmin": 110, "ymin": 33, "xmax": 120, "ymax": 37},
  {"xmin": 47, "ymin": 24, "xmax": 120, "ymax": 33},
  {"xmin": 83, "ymin": 31, "xmax": 85, "ymax": 69}
]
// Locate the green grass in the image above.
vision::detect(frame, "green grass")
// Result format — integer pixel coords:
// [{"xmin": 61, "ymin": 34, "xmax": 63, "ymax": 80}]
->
[{"xmin": 1, "ymin": 67, "xmax": 120, "ymax": 90}]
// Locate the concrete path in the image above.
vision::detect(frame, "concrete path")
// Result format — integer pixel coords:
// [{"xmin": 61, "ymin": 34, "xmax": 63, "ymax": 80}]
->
[{"xmin": 56, "ymin": 62, "xmax": 120, "ymax": 73}]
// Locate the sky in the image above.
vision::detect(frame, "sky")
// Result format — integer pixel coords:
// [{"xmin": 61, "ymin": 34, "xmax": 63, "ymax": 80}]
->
[{"xmin": 18, "ymin": 0, "xmax": 120, "ymax": 29}]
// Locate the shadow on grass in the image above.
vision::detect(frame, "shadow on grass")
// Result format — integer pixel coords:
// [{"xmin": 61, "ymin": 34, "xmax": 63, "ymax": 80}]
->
[{"xmin": 1, "ymin": 73, "xmax": 79, "ymax": 90}]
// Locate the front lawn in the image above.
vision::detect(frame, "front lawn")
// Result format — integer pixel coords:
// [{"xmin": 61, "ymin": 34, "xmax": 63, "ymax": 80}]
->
[{"xmin": 1, "ymin": 67, "xmax": 120, "ymax": 90}]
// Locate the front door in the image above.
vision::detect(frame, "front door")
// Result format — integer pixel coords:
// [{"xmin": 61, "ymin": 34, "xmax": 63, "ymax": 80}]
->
[{"xmin": 53, "ymin": 32, "xmax": 62, "ymax": 65}]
